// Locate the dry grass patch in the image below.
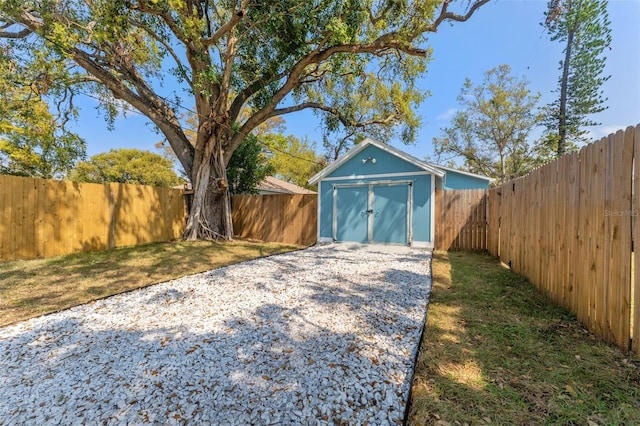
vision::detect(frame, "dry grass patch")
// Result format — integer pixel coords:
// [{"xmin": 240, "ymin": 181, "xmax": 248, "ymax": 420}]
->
[
  {"xmin": 0, "ymin": 239, "xmax": 300, "ymax": 326},
  {"xmin": 408, "ymin": 251, "xmax": 640, "ymax": 425}
]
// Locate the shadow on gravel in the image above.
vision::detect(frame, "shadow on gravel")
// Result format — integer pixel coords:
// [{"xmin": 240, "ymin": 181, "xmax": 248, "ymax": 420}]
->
[{"xmin": 0, "ymin": 246, "xmax": 433, "ymax": 425}]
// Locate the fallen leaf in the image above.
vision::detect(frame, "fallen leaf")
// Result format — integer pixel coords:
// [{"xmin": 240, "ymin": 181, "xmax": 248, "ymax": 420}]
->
[{"xmin": 186, "ymin": 346, "xmax": 200, "ymax": 355}]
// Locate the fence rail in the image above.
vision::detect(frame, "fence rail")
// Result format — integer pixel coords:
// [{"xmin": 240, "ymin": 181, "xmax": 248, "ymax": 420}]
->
[
  {"xmin": 0, "ymin": 175, "xmax": 185, "ymax": 261},
  {"xmin": 489, "ymin": 124, "xmax": 640, "ymax": 356},
  {"xmin": 232, "ymin": 194, "xmax": 317, "ymax": 246}
]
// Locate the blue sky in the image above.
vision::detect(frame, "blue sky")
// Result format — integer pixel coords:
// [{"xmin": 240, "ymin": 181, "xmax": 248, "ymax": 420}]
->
[{"xmin": 72, "ymin": 0, "xmax": 640, "ymax": 164}]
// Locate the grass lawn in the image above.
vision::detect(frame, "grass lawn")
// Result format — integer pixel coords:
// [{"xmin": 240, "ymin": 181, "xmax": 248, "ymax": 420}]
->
[
  {"xmin": 408, "ymin": 251, "xmax": 640, "ymax": 426},
  {"xmin": 0, "ymin": 239, "xmax": 300, "ymax": 326}
]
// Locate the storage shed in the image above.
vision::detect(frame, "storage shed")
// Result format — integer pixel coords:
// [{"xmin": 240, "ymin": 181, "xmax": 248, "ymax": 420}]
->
[{"xmin": 308, "ymin": 138, "xmax": 492, "ymax": 247}]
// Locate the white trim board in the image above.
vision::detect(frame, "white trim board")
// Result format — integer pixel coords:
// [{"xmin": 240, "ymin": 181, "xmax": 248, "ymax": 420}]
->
[
  {"xmin": 430, "ymin": 173, "xmax": 435, "ymax": 245},
  {"xmin": 320, "ymin": 171, "xmax": 433, "ymax": 182},
  {"xmin": 412, "ymin": 241, "xmax": 434, "ymax": 249},
  {"xmin": 316, "ymin": 181, "xmax": 323, "ymax": 242}
]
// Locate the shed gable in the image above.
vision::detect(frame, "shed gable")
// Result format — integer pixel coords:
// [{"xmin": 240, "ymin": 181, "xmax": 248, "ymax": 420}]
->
[{"xmin": 325, "ymin": 144, "xmax": 425, "ymax": 179}]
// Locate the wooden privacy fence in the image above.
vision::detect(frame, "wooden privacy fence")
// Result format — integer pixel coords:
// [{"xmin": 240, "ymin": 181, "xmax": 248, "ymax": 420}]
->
[
  {"xmin": 488, "ymin": 124, "xmax": 640, "ymax": 356},
  {"xmin": 435, "ymin": 188, "xmax": 488, "ymax": 251},
  {"xmin": 232, "ymin": 194, "xmax": 317, "ymax": 246},
  {"xmin": 0, "ymin": 175, "xmax": 185, "ymax": 261}
]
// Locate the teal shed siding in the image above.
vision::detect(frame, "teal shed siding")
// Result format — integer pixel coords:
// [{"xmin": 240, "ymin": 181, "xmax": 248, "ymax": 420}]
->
[
  {"xmin": 443, "ymin": 169, "xmax": 490, "ymax": 190},
  {"xmin": 325, "ymin": 144, "xmax": 425, "ymax": 178}
]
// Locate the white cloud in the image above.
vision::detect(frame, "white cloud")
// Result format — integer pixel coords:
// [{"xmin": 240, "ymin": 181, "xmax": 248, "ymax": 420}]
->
[
  {"xmin": 436, "ymin": 108, "xmax": 457, "ymax": 121},
  {"xmin": 586, "ymin": 125, "xmax": 629, "ymax": 141}
]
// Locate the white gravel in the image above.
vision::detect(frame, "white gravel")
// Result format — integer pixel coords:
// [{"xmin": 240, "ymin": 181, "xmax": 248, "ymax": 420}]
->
[{"xmin": 0, "ymin": 244, "xmax": 431, "ymax": 425}]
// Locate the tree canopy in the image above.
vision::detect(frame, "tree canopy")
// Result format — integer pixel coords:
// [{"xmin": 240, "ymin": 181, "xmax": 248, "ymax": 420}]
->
[
  {"xmin": 433, "ymin": 65, "xmax": 543, "ymax": 185},
  {"xmin": 0, "ymin": 0, "xmax": 490, "ymax": 239},
  {"xmin": 0, "ymin": 46, "xmax": 85, "ymax": 178},
  {"xmin": 263, "ymin": 134, "xmax": 324, "ymax": 190},
  {"xmin": 71, "ymin": 149, "xmax": 183, "ymax": 187},
  {"xmin": 542, "ymin": 0, "xmax": 611, "ymax": 155}
]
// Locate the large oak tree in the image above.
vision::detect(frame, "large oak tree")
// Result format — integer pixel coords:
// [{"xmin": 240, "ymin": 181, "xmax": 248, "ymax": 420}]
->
[{"xmin": 0, "ymin": 0, "xmax": 489, "ymax": 240}]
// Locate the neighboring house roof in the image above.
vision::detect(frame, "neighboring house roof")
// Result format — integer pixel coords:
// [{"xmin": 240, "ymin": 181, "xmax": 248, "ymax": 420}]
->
[
  {"xmin": 308, "ymin": 137, "xmax": 446, "ymax": 185},
  {"xmin": 308, "ymin": 137, "xmax": 494, "ymax": 184},
  {"xmin": 258, "ymin": 176, "xmax": 316, "ymax": 194},
  {"xmin": 173, "ymin": 177, "xmax": 316, "ymax": 194}
]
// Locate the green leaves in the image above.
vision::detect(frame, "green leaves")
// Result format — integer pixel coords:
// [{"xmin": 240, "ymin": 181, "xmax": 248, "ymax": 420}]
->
[
  {"xmin": 433, "ymin": 65, "xmax": 543, "ymax": 185},
  {"xmin": 542, "ymin": 0, "xmax": 612, "ymax": 154},
  {"xmin": 70, "ymin": 149, "xmax": 182, "ymax": 187},
  {"xmin": 0, "ymin": 44, "xmax": 86, "ymax": 179},
  {"xmin": 262, "ymin": 134, "xmax": 324, "ymax": 190},
  {"xmin": 226, "ymin": 134, "xmax": 274, "ymax": 194}
]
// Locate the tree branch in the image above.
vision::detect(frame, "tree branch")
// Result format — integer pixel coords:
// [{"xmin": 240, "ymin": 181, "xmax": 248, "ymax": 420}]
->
[
  {"xmin": 128, "ymin": 18, "xmax": 191, "ymax": 82},
  {"xmin": 427, "ymin": 0, "xmax": 492, "ymax": 32},
  {"xmin": 267, "ymin": 102, "xmax": 398, "ymax": 128},
  {"xmin": 0, "ymin": 27, "xmax": 32, "ymax": 38},
  {"xmin": 228, "ymin": 37, "xmax": 427, "ymax": 156},
  {"xmin": 10, "ymin": 6, "xmax": 195, "ymax": 176},
  {"xmin": 201, "ymin": 6, "xmax": 246, "ymax": 47}
]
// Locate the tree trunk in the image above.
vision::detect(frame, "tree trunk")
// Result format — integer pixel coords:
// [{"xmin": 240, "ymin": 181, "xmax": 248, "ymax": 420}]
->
[
  {"xmin": 183, "ymin": 136, "xmax": 233, "ymax": 240},
  {"xmin": 558, "ymin": 0, "xmax": 581, "ymax": 157},
  {"xmin": 558, "ymin": 28, "xmax": 573, "ymax": 157}
]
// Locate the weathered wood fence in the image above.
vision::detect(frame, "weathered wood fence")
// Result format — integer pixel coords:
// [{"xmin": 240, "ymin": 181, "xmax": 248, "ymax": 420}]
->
[
  {"xmin": 232, "ymin": 194, "xmax": 317, "ymax": 246},
  {"xmin": 0, "ymin": 175, "xmax": 185, "ymax": 261},
  {"xmin": 435, "ymin": 188, "xmax": 487, "ymax": 251},
  {"xmin": 488, "ymin": 124, "xmax": 640, "ymax": 356}
]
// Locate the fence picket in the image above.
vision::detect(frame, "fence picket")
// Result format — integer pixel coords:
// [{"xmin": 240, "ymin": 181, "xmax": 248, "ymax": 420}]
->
[{"xmin": 633, "ymin": 124, "xmax": 640, "ymax": 354}]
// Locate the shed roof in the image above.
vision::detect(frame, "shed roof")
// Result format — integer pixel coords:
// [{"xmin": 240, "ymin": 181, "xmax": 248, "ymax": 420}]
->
[
  {"xmin": 428, "ymin": 163, "xmax": 495, "ymax": 182},
  {"xmin": 172, "ymin": 176, "xmax": 316, "ymax": 194}
]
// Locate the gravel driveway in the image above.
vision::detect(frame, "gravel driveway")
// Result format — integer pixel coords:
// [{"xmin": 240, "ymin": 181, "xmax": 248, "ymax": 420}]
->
[{"xmin": 0, "ymin": 244, "xmax": 432, "ymax": 425}]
